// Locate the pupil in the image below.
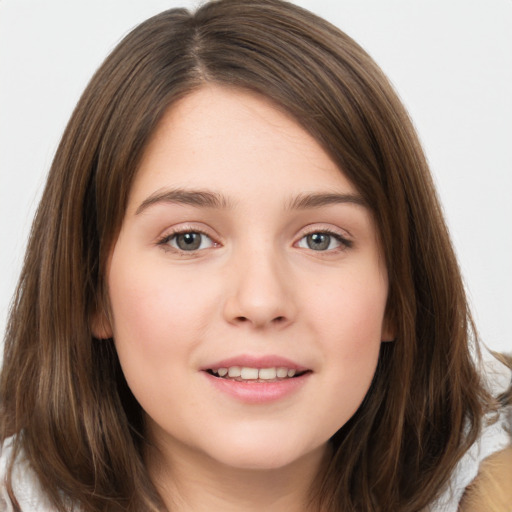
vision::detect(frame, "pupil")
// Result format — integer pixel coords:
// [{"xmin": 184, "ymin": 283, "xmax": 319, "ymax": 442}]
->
[
  {"xmin": 177, "ymin": 233, "xmax": 201, "ymax": 250},
  {"xmin": 307, "ymin": 233, "xmax": 330, "ymax": 251}
]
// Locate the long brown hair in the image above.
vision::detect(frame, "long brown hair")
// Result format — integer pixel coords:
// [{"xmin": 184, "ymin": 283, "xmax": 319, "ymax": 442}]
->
[{"xmin": 0, "ymin": 1, "xmax": 491, "ymax": 510}]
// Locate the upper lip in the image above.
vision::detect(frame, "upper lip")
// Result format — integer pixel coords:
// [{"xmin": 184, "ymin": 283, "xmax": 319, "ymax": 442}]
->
[{"xmin": 201, "ymin": 354, "xmax": 310, "ymax": 372}]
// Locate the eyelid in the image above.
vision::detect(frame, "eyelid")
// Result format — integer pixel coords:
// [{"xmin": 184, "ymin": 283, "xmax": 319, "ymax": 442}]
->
[
  {"xmin": 156, "ymin": 224, "xmax": 221, "ymax": 252},
  {"xmin": 295, "ymin": 225, "xmax": 353, "ymax": 250},
  {"xmin": 154, "ymin": 223, "xmax": 353, "ymax": 254}
]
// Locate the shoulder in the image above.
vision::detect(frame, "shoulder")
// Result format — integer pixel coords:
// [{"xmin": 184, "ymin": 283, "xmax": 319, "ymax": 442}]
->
[
  {"xmin": 0, "ymin": 435, "xmax": 57, "ymax": 512},
  {"xmin": 428, "ymin": 355, "xmax": 512, "ymax": 512},
  {"xmin": 458, "ymin": 353, "xmax": 512, "ymax": 511},
  {"xmin": 458, "ymin": 446, "xmax": 512, "ymax": 512}
]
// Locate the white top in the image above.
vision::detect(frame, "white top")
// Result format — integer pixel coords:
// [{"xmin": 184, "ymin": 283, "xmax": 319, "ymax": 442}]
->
[
  {"xmin": 0, "ymin": 436, "xmax": 55, "ymax": 511},
  {"xmin": 1, "ymin": 358, "xmax": 510, "ymax": 512},
  {"xmin": 427, "ymin": 355, "xmax": 512, "ymax": 511}
]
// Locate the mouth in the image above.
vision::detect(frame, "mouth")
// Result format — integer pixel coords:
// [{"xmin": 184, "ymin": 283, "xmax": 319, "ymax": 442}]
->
[
  {"xmin": 206, "ymin": 366, "xmax": 311, "ymax": 383},
  {"xmin": 202, "ymin": 357, "xmax": 312, "ymax": 403}
]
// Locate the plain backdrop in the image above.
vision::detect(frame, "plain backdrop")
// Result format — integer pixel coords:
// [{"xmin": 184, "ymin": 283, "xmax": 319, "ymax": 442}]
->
[{"xmin": 0, "ymin": 0, "xmax": 511, "ymax": 354}]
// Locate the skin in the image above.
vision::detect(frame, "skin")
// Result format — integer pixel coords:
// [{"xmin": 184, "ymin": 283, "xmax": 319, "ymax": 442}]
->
[{"xmin": 96, "ymin": 85, "xmax": 393, "ymax": 511}]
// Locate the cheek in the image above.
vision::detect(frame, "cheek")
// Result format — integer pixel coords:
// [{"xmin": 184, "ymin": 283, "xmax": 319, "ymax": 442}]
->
[
  {"xmin": 108, "ymin": 254, "xmax": 214, "ymax": 345},
  {"xmin": 105, "ymin": 254, "xmax": 214, "ymax": 417},
  {"xmin": 105, "ymin": 254, "xmax": 221, "ymax": 400},
  {"xmin": 305, "ymin": 266, "xmax": 386, "ymax": 417},
  {"xmin": 318, "ymin": 298, "xmax": 382, "ymax": 434},
  {"xmin": 309, "ymin": 266, "xmax": 388, "ymax": 347}
]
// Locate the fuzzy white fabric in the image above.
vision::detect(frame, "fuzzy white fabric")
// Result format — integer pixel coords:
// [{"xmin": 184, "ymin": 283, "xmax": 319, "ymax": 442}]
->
[
  {"xmin": 427, "ymin": 356, "xmax": 511, "ymax": 511},
  {"xmin": 1, "ymin": 358, "xmax": 510, "ymax": 511},
  {"xmin": 0, "ymin": 435, "xmax": 55, "ymax": 511}
]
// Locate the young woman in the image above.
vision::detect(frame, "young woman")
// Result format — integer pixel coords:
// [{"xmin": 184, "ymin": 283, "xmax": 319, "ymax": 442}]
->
[{"xmin": 1, "ymin": 1, "xmax": 510, "ymax": 511}]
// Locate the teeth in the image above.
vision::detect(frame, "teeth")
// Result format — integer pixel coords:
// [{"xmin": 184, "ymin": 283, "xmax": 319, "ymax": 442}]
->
[
  {"xmin": 240, "ymin": 367, "xmax": 259, "ymax": 380},
  {"xmin": 259, "ymin": 367, "xmax": 277, "ymax": 380},
  {"xmin": 228, "ymin": 366, "xmax": 241, "ymax": 378},
  {"xmin": 276, "ymin": 367, "xmax": 288, "ymax": 378},
  {"xmin": 212, "ymin": 366, "xmax": 302, "ymax": 381}
]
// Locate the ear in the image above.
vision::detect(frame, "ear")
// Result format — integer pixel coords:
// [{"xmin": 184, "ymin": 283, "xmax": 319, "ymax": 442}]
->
[
  {"xmin": 91, "ymin": 309, "xmax": 113, "ymax": 340},
  {"xmin": 381, "ymin": 315, "xmax": 396, "ymax": 343}
]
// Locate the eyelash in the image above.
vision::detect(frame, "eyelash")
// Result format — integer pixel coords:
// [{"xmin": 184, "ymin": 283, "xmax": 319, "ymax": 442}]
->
[
  {"xmin": 156, "ymin": 227, "xmax": 218, "ymax": 253},
  {"xmin": 156, "ymin": 227, "xmax": 353, "ymax": 254},
  {"xmin": 296, "ymin": 228, "xmax": 353, "ymax": 252}
]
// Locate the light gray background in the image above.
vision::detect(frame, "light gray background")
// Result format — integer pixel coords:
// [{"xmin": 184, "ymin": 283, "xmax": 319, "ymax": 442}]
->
[{"xmin": 1, "ymin": 1, "xmax": 511, "ymax": 353}]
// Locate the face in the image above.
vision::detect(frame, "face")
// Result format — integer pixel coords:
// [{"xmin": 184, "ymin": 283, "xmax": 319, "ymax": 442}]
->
[{"xmin": 98, "ymin": 85, "xmax": 392, "ymax": 472}]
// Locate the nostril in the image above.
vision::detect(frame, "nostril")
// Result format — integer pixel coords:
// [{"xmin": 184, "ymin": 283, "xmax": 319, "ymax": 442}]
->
[{"xmin": 229, "ymin": 310, "xmax": 289, "ymax": 327}]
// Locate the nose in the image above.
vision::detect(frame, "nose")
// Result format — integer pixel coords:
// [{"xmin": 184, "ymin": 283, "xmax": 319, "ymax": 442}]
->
[{"xmin": 222, "ymin": 246, "xmax": 296, "ymax": 329}]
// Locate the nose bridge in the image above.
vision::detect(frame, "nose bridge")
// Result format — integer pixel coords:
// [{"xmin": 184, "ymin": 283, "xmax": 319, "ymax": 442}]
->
[{"xmin": 223, "ymin": 238, "xmax": 295, "ymax": 328}]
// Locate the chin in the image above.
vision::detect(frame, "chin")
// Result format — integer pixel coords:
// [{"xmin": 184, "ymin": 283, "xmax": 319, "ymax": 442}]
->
[
  {"xmin": 202, "ymin": 431, "xmax": 326, "ymax": 472},
  {"xmin": 216, "ymin": 451, "xmax": 299, "ymax": 471}
]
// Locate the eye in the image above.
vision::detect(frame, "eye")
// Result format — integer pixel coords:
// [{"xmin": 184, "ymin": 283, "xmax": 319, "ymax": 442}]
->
[
  {"xmin": 159, "ymin": 231, "xmax": 215, "ymax": 252},
  {"xmin": 296, "ymin": 232, "xmax": 349, "ymax": 251}
]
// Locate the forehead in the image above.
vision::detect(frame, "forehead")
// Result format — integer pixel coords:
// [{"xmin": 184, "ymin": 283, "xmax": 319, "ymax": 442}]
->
[{"xmin": 128, "ymin": 84, "xmax": 359, "ymax": 212}]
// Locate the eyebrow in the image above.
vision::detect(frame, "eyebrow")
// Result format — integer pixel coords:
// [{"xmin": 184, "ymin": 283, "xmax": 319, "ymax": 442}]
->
[
  {"xmin": 135, "ymin": 187, "xmax": 366, "ymax": 215},
  {"xmin": 286, "ymin": 192, "xmax": 366, "ymax": 210},
  {"xmin": 135, "ymin": 188, "xmax": 233, "ymax": 215}
]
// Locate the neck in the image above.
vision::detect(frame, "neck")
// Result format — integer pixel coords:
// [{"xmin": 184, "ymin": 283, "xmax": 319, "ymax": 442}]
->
[{"xmin": 145, "ymin": 437, "xmax": 330, "ymax": 512}]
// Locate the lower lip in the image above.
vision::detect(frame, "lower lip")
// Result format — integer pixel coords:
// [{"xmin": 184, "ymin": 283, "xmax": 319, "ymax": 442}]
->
[{"xmin": 203, "ymin": 371, "xmax": 311, "ymax": 404}]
